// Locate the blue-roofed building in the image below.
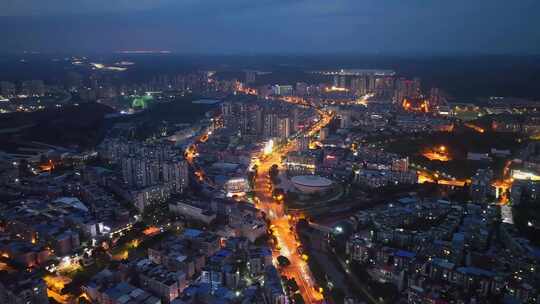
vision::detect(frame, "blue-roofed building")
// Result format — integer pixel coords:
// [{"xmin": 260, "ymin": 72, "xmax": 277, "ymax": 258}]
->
[
  {"xmin": 429, "ymin": 258, "xmax": 455, "ymax": 281},
  {"xmin": 398, "ymin": 197, "xmax": 418, "ymax": 205},
  {"xmin": 393, "ymin": 249, "xmax": 416, "ymax": 268},
  {"xmin": 456, "ymin": 266, "xmax": 495, "ymax": 277},
  {"xmin": 209, "ymin": 249, "xmax": 232, "ymax": 266},
  {"xmin": 183, "ymin": 228, "xmax": 203, "ymax": 239},
  {"xmin": 395, "ymin": 250, "xmax": 416, "ymax": 258}
]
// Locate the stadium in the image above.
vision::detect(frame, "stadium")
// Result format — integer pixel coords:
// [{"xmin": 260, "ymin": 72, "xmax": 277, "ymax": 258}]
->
[{"xmin": 291, "ymin": 175, "xmax": 334, "ymax": 194}]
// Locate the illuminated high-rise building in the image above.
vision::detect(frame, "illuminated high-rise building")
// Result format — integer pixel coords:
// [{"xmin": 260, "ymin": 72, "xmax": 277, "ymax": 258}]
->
[
  {"xmin": 162, "ymin": 159, "xmax": 189, "ymax": 193},
  {"xmin": 277, "ymin": 116, "xmax": 291, "ymax": 139},
  {"xmin": 297, "ymin": 135, "xmax": 310, "ymax": 151},
  {"xmin": 221, "ymin": 102, "xmax": 234, "ymax": 126},
  {"xmin": 122, "ymin": 155, "xmax": 188, "ymax": 192},
  {"xmin": 394, "ymin": 77, "xmax": 421, "ymax": 104},
  {"xmin": 222, "ymin": 101, "xmax": 245, "ymax": 133},
  {"xmin": 263, "ymin": 112, "xmax": 278, "ymax": 139},
  {"xmin": 338, "ymin": 75, "xmax": 347, "ymax": 89},
  {"xmin": 271, "ymin": 85, "xmax": 293, "ymax": 96},
  {"xmin": 292, "ymin": 107, "xmax": 300, "ymax": 133},
  {"xmin": 350, "ymin": 77, "xmax": 367, "ymax": 95},
  {"xmin": 319, "ymin": 127, "xmax": 329, "ymax": 141},
  {"xmin": 295, "ymin": 82, "xmax": 308, "ymax": 96},
  {"xmin": 245, "ymin": 104, "xmax": 263, "ymax": 137},
  {"xmin": 122, "ymin": 156, "xmax": 145, "ymax": 188},
  {"xmin": 245, "ymin": 70, "xmax": 256, "ymax": 84},
  {"xmin": 429, "ymin": 87, "xmax": 445, "ymax": 109},
  {"xmin": 368, "ymin": 75, "xmax": 377, "ymax": 93}
]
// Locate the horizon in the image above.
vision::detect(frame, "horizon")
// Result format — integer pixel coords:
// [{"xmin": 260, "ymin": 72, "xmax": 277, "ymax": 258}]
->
[
  {"xmin": 1, "ymin": 0, "xmax": 539, "ymax": 54},
  {"xmin": 3, "ymin": 51, "xmax": 540, "ymax": 57}
]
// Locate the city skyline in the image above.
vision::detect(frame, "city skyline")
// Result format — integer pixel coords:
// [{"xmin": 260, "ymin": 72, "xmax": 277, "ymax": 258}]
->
[{"xmin": 1, "ymin": 2, "xmax": 540, "ymax": 304}]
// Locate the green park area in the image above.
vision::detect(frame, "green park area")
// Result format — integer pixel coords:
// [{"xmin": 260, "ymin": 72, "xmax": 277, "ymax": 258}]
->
[{"xmin": 128, "ymin": 95, "xmax": 154, "ymax": 109}]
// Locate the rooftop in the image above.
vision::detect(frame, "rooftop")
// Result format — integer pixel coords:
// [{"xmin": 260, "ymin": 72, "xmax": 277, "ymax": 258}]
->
[{"xmin": 291, "ymin": 175, "xmax": 333, "ymax": 188}]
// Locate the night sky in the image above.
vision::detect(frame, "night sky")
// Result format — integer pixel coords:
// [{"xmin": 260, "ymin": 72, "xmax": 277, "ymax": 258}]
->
[{"xmin": 1, "ymin": 0, "xmax": 539, "ymax": 54}]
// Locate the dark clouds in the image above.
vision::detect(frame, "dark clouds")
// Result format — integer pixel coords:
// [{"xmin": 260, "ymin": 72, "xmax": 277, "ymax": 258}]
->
[{"xmin": 0, "ymin": 0, "xmax": 539, "ymax": 54}]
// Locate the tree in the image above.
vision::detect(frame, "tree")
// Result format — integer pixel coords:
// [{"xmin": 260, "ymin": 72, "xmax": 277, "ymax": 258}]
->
[
  {"xmin": 269, "ymin": 164, "xmax": 279, "ymax": 179},
  {"xmin": 292, "ymin": 293, "xmax": 305, "ymax": 304},
  {"xmin": 296, "ymin": 218, "xmax": 309, "ymax": 232},
  {"xmin": 272, "ymin": 188, "xmax": 285, "ymax": 203},
  {"xmin": 287, "ymin": 278, "xmax": 300, "ymax": 293},
  {"xmin": 277, "ymin": 255, "xmax": 291, "ymax": 267}
]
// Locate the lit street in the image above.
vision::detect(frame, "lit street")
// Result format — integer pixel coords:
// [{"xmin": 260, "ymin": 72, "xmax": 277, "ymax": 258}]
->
[{"xmin": 252, "ymin": 106, "xmax": 332, "ymax": 304}]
